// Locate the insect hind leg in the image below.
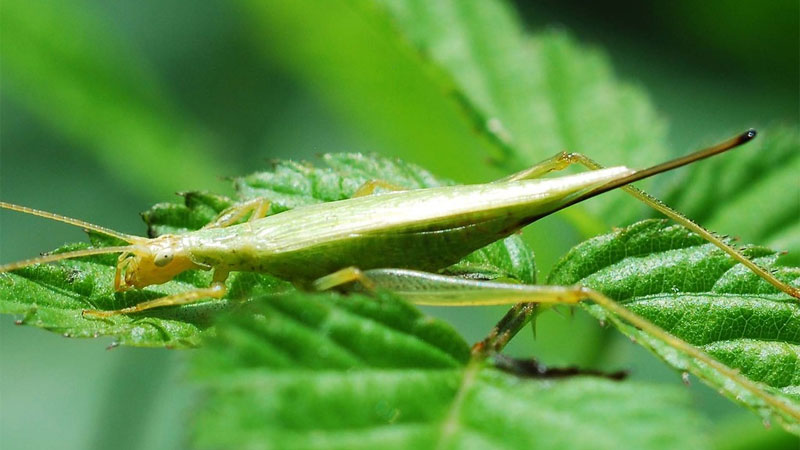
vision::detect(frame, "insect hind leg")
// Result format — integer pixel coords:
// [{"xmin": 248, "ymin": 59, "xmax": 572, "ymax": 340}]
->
[
  {"xmin": 462, "ymin": 281, "xmax": 774, "ymax": 408},
  {"xmin": 503, "ymin": 151, "xmax": 800, "ymax": 299}
]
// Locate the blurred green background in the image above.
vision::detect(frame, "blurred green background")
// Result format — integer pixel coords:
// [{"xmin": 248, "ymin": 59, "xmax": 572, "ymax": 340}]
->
[{"xmin": 1, "ymin": 1, "xmax": 797, "ymax": 449}]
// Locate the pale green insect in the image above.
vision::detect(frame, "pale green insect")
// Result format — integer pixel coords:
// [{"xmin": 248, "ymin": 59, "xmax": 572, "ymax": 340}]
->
[
  {"xmin": 0, "ymin": 128, "xmax": 796, "ymax": 321},
  {"xmin": 3, "ymin": 128, "xmax": 798, "ymax": 421}
]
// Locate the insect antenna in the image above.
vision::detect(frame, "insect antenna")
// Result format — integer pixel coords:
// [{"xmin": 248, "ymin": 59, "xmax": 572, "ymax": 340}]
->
[
  {"xmin": 0, "ymin": 201, "xmax": 143, "ymax": 244},
  {"xmin": 1, "ymin": 201, "xmax": 143, "ymax": 272},
  {"xmin": 0, "ymin": 246, "xmax": 133, "ymax": 273}
]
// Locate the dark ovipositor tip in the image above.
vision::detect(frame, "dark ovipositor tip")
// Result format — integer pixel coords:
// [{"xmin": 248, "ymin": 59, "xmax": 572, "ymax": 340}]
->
[{"xmin": 743, "ymin": 128, "xmax": 757, "ymax": 141}]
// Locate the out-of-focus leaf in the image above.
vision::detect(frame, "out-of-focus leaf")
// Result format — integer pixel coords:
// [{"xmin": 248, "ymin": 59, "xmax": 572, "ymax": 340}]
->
[
  {"xmin": 658, "ymin": 1, "xmax": 799, "ymax": 83},
  {"xmin": 235, "ymin": 0, "xmax": 498, "ymax": 182},
  {"xmin": 193, "ymin": 291, "xmax": 708, "ymax": 450},
  {"xmin": 0, "ymin": 0, "xmax": 229, "ymax": 196},
  {"xmin": 376, "ymin": 0, "xmax": 670, "ymax": 227},
  {"xmin": 375, "ymin": 1, "xmax": 666, "ymax": 167},
  {"xmin": 548, "ymin": 219, "xmax": 800, "ymax": 433},
  {"xmin": 662, "ymin": 126, "xmax": 800, "ymax": 264}
]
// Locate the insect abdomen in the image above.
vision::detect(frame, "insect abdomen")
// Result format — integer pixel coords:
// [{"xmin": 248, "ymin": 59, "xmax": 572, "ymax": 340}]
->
[{"xmin": 253, "ymin": 216, "xmax": 522, "ymax": 281}]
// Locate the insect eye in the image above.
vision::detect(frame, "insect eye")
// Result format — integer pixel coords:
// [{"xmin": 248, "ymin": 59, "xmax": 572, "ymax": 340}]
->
[{"xmin": 154, "ymin": 252, "xmax": 173, "ymax": 267}]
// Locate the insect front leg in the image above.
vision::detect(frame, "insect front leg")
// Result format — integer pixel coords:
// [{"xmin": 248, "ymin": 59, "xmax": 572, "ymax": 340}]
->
[
  {"xmin": 203, "ymin": 198, "xmax": 272, "ymax": 229},
  {"xmin": 503, "ymin": 151, "xmax": 800, "ymax": 299},
  {"xmin": 82, "ymin": 270, "xmax": 230, "ymax": 318}
]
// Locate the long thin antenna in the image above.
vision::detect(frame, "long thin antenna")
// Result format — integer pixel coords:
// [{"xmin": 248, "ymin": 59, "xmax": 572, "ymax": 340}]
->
[
  {"xmin": 0, "ymin": 246, "xmax": 132, "ymax": 273},
  {"xmin": 0, "ymin": 202, "xmax": 142, "ymax": 244},
  {"xmin": 559, "ymin": 129, "xmax": 757, "ymax": 209}
]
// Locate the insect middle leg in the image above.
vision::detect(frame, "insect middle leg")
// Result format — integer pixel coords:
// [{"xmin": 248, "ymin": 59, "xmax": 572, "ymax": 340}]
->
[
  {"xmin": 351, "ymin": 180, "xmax": 406, "ymax": 198},
  {"xmin": 203, "ymin": 198, "xmax": 272, "ymax": 229},
  {"xmin": 505, "ymin": 152, "xmax": 800, "ymax": 299},
  {"xmin": 493, "ymin": 151, "xmax": 577, "ymax": 183}
]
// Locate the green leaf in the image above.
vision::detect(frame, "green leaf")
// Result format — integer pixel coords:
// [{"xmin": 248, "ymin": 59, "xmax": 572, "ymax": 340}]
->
[
  {"xmin": 662, "ymin": 126, "xmax": 800, "ymax": 264},
  {"xmin": 143, "ymin": 191, "xmax": 236, "ymax": 237},
  {"xmin": 236, "ymin": 0, "xmax": 499, "ymax": 183},
  {"xmin": 2, "ymin": 154, "xmax": 532, "ymax": 345},
  {"xmin": 0, "ymin": 0, "xmax": 230, "ymax": 197},
  {"xmin": 235, "ymin": 153, "xmax": 454, "ymax": 211},
  {"xmin": 193, "ymin": 291, "xmax": 709, "ymax": 450},
  {"xmin": 548, "ymin": 219, "xmax": 800, "ymax": 432}
]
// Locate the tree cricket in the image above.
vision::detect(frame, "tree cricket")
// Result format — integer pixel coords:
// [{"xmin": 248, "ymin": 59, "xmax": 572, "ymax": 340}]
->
[
  {"xmin": 4, "ymin": 129, "xmax": 799, "ymax": 423},
  {"xmin": 1, "ymin": 129, "xmax": 797, "ymax": 339}
]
